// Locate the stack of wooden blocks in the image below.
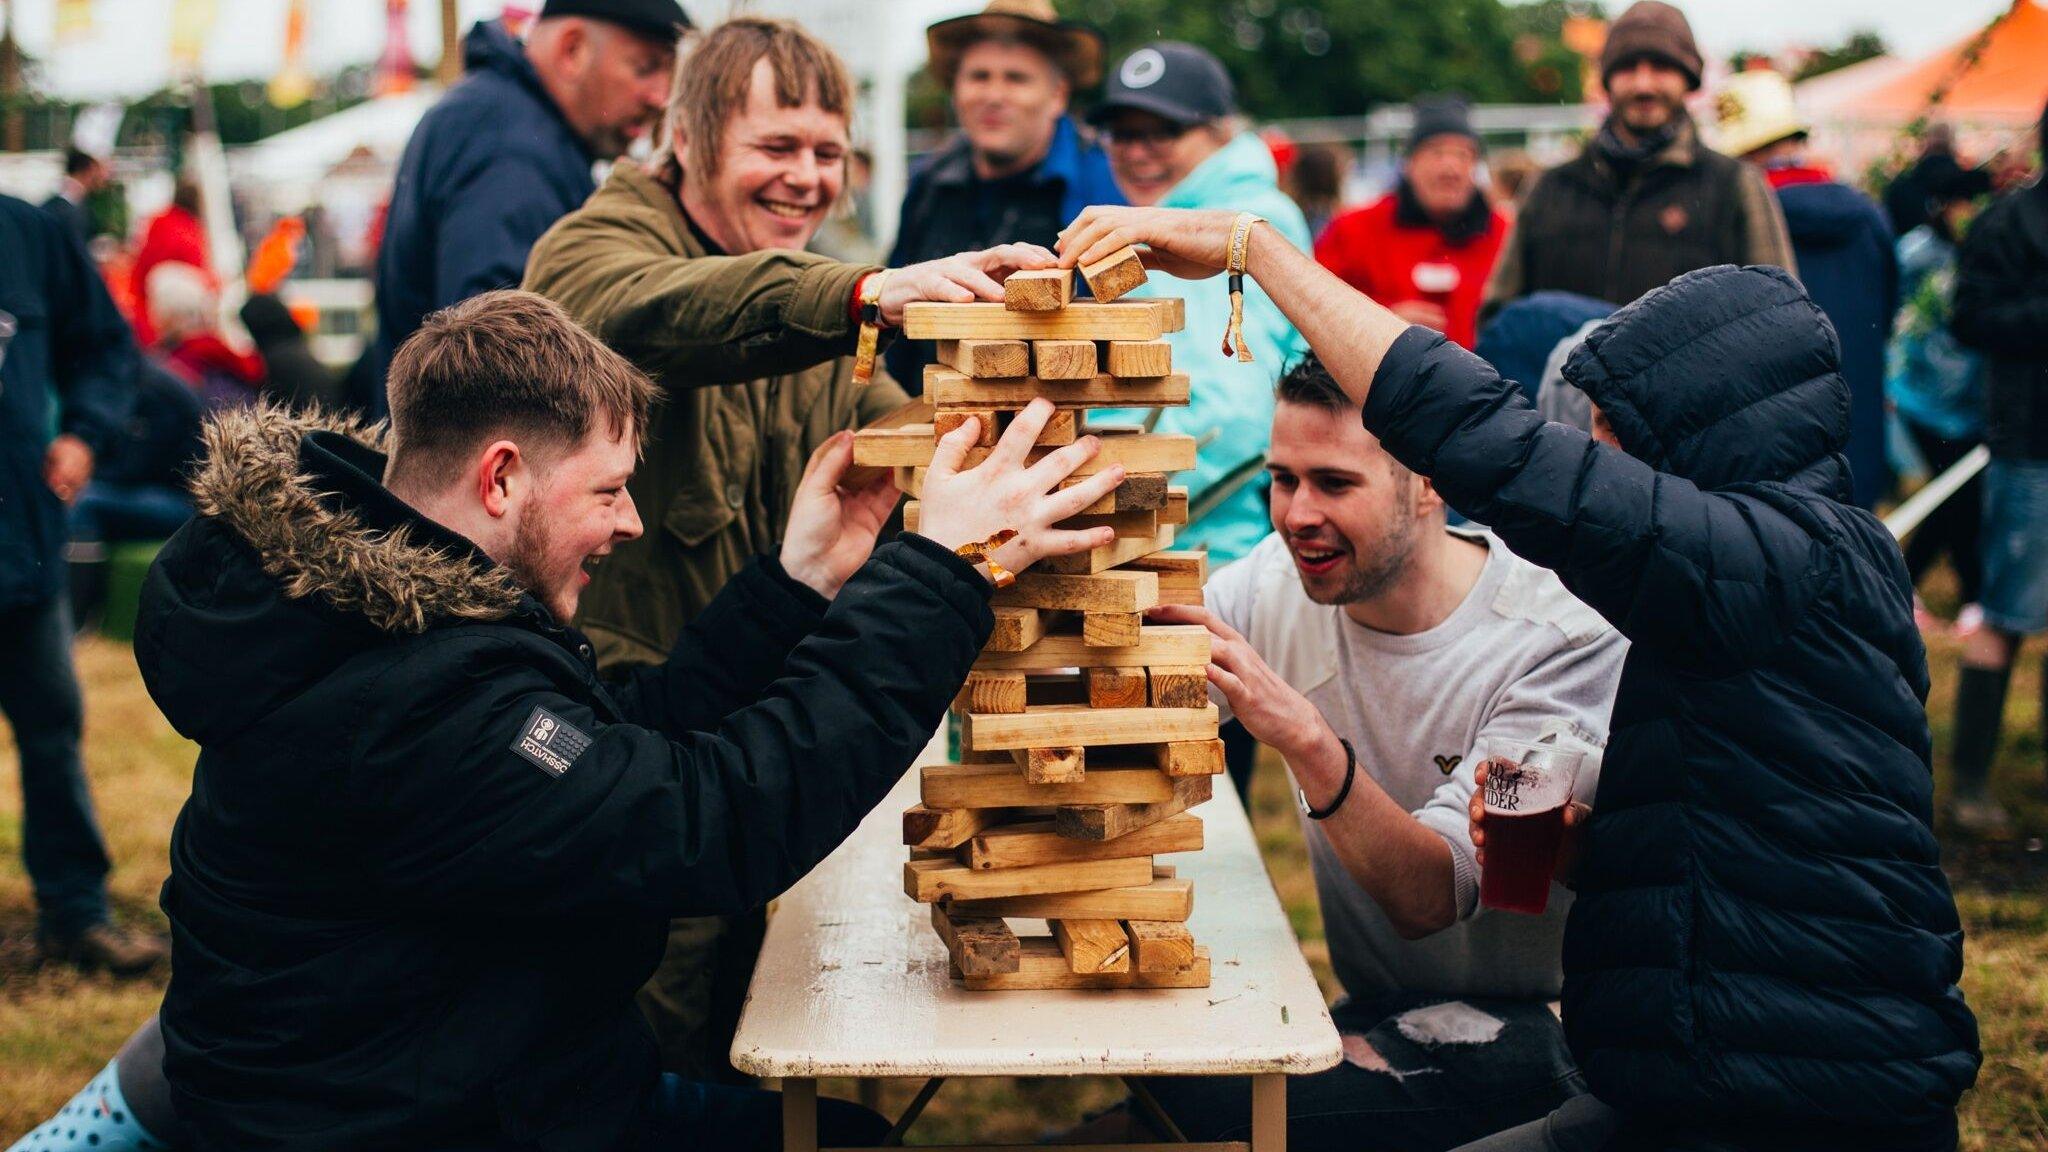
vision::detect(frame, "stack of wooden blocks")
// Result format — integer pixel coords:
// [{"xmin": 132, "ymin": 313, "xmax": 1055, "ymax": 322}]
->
[{"xmin": 853, "ymin": 248, "xmax": 1222, "ymax": 991}]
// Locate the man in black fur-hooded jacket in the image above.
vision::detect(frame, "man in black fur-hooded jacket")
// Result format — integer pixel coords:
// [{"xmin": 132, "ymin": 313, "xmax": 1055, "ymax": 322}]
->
[
  {"xmin": 1059, "ymin": 202, "xmax": 1980, "ymax": 1149},
  {"xmin": 130, "ymin": 288, "xmax": 1126, "ymax": 1151}
]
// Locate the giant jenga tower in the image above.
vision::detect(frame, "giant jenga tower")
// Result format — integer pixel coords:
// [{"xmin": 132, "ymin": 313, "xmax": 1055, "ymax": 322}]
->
[{"xmin": 852, "ymin": 250, "xmax": 1221, "ymax": 990}]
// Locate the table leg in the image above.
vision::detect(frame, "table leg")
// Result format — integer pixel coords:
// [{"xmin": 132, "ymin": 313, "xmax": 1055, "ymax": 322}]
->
[
  {"xmin": 783, "ymin": 1076, "xmax": 818, "ymax": 1152},
  {"xmin": 1250, "ymin": 1074, "xmax": 1285, "ymax": 1152}
]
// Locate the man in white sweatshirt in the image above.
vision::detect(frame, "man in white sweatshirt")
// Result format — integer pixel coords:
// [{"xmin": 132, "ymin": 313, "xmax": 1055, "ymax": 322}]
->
[{"xmin": 1138, "ymin": 353, "xmax": 1626, "ymax": 1152}]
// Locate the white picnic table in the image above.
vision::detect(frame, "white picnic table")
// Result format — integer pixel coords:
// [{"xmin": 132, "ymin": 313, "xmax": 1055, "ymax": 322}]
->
[{"xmin": 731, "ymin": 736, "xmax": 1342, "ymax": 1152}]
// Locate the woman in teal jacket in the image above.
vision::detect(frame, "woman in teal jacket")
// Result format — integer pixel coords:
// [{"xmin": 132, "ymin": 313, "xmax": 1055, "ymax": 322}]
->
[{"xmin": 1086, "ymin": 42, "xmax": 1310, "ymax": 564}]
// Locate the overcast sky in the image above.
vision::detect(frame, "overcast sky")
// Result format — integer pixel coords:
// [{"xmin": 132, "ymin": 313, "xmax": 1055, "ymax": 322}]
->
[{"xmin": 4, "ymin": 0, "xmax": 2024, "ymax": 100}]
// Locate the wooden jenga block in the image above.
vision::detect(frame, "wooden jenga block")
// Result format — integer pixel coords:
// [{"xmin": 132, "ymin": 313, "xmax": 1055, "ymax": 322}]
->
[
  {"xmin": 973, "ymin": 625, "xmax": 1209, "ymax": 672},
  {"xmin": 1147, "ymin": 665, "xmax": 1210, "ymax": 709},
  {"xmin": 985, "ymin": 607, "xmax": 1047, "ymax": 653},
  {"xmin": 935, "ymin": 339, "xmax": 1029, "ymax": 378},
  {"xmin": 1083, "ymin": 666, "xmax": 1149, "ymax": 710},
  {"xmin": 993, "ymin": 570, "xmax": 1158, "ymax": 614},
  {"xmin": 930, "ymin": 904, "xmax": 1020, "ymax": 975},
  {"xmin": 1080, "ymin": 245, "xmax": 1149, "ymax": 303},
  {"xmin": 958, "ymin": 670, "xmax": 1026, "ymax": 714},
  {"xmin": 1063, "ymin": 470, "xmax": 1170, "ymax": 515},
  {"xmin": 1157, "ymin": 739, "xmax": 1225, "ymax": 778},
  {"xmin": 905, "ymin": 854, "xmax": 1152, "ymax": 902},
  {"xmin": 1126, "ymin": 550, "xmax": 1206, "ymax": 605},
  {"xmin": 904, "ymin": 803, "xmax": 1040, "ymax": 850},
  {"xmin": 962, "ymin": 813, "xmax": 1201, "ymax": 870},
  {"xmin": 933, "ymin": 409, "xmax": 999, "ymax": 447},
  {"xmin": 854, "ymin": 427, "xmax": 1195, "ymax": 474},
  {"xmin": 1082, "ymin": 612, "xmax": 1143, "ymax": 647},
  {"xmin": 961, "ymin": 940, "xmax": 1209, "ymax": 990},
  {"xmin": 1126, "ymin": 920, "xmax": 1197, "ymax": 973},
  {"xmin": 1105, "ymin": 339, "xmax": 1172, "ymax": 378},
  {"xmin": 1004, "ymin": 267, "xmax": 1073, "ymax": 312},
  {"xmin": 1013, "ymin": 745, "xmax": 1085, "ymax": 784},
  {"xmin": 1037, "ymin": 525, "xmax": 1178, "ymax": 575},
  {"xmin": 1058, "ymin": 773, "xmax": 1214, "ymax": 841},
  {"xmin": 1032, "ymin": 340, "xmax": 1098, "ymax": 380},
  {"xmin": 903, "ymin": 300, "xmax": 1175, "ymax": 342},
  {"xmin": 1054, "ymin": 918, "xmax": 1131, "ymax": 973},
  {"xmin": 922, "ymin": 761, "xmax": 1177, "ymax": 808},
  {"xmin": 950, "ymin": 877, "xmax": 1192, "ymax": 922},
  {"xmin": 923, "ymin": 367, "xmax": 1191, "ymax": 409},
  {"xmin": 1162, "ymin": 487, "xmax": 1189, "ymax": 526},
  {"xmin": 1060, "ymin": 508, "xmax": 1160, "ymax": 539},
  {"xmin": 963, "ymin": 703, "xmax": 1218, "ymax": 753},
  {"xmin": 1032, "ymin": 407, "xmax": 1079, "ymax": 446}
]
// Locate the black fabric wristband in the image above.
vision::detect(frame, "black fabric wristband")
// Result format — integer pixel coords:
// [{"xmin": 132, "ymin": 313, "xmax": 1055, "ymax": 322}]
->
[{"xmin": 1301, "ymin": 737, "xmax": 1358, "ymax": 821}]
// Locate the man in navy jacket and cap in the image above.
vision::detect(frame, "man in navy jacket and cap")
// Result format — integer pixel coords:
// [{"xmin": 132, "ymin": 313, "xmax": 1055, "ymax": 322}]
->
[
  {"xmin": 370, "ymin": 0, "xmax": 688, "ymax": 410},
  {"xmin": 1058, "ymin": 196, "xmax": 1979, "ymax": 1147}
]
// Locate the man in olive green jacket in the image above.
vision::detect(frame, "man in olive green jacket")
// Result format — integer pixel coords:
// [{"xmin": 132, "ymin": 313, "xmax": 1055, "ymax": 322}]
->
[{"xmin": 524, "ymin": 15, "xmax": 1057, "ymax": 1080}]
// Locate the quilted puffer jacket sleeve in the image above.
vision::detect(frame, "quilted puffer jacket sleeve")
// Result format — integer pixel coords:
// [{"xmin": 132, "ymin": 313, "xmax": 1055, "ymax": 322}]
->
[
  {"xmin": 1362, "ymin": 328, "xmax": 1833, "ymax": 675},
  {"xmin": 355, "ymin": 537, "xmax": 991, "ymax": 919}
]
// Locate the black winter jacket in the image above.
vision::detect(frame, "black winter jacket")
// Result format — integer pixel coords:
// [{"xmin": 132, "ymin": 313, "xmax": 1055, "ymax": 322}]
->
[
  {"xmin": 0, "ymin": 193, "xmax": 137, "ymax": 610},
  {"xmin": 1952, "ymin": 179, "xmax": 2048, "ymax": 462},
  {"xmin": 1364, "ymin": 265, "xmax": 1978, "ymax": 1149},
  {"xmin": 136, "ymin": 407, "xmax": 993, "ymax": 1151}
]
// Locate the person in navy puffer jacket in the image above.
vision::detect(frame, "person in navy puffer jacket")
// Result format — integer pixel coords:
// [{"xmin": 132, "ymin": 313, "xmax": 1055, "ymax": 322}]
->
[
  {"xmin": 370, "ymin": 2, "xmax": 686, "ymax": 411},
  {"xmin": 1058, "ymin": 201, "xmax": 1982, "ymax": 1150}
]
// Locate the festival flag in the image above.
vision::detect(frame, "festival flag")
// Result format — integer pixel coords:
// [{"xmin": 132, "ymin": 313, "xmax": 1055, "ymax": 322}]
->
[
  {"xmin": 268, "ymin": 0, "xmax": 313, "ymax": 108},
  {"xmin": 54, "ymin": 0, "xmax": 92, "ymax": 45},
  {"xmin": 376, "ymin": 0, "xmax": 417, "ymax": 96},
  {"xmin": 169, "ymin": 0, "xmax": 217, "ymax": 73}
]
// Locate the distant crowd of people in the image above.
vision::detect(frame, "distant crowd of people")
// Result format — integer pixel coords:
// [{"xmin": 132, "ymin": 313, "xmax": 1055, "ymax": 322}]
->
[{"xmin": 3, "ymin": 0, "xmax": 2044, "ymax": 1149}]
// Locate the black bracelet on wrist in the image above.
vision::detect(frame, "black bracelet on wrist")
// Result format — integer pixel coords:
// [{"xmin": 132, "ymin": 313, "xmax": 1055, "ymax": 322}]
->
[{"xmin": 1298, "ymin": 737, "xmax": 1357, "ymax": 821}]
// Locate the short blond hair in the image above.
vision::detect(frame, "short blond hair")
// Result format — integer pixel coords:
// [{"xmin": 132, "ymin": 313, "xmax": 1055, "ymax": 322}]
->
[
  {"xmin": 384, "ymin": 290, "xmax": 656, "ymax": 488},
  {"xmin": 652, "ymin": 17, "xmax": 854, "ymax": 185}
]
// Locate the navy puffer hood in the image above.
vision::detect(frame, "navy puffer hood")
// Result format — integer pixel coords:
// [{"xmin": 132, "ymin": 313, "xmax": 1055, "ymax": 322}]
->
[
  {"xmin": 1564, "ymin": 263, "xmax": 1852, "ymax": 498},
  {"xmin": 1362, "ymin": 265, "xmax": 1980, "ymax": 1147}
]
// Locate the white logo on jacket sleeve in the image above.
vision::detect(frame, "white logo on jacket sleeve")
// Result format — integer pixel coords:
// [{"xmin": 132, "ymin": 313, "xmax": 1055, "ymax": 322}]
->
[{"xmin": 510, "ymin": 705, "xmax": 592, "ymax": 778}]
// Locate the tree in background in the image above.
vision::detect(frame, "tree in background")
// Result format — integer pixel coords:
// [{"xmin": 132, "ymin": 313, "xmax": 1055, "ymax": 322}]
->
[{"xmin": 1023, "ymin": 0, "xmax": 1600, "ymax": 121}]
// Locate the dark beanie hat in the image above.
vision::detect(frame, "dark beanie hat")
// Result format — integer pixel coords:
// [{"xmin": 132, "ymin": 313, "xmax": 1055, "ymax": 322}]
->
[
  {"xmin": 1600, "ymin": 1, "xmax": 1702, "ymax": 91},
  {"xmin": 1406, "ymin": 95, "xmax": 1479, "ymax": 154},
  {"xmin": 539, "ymin": 0, "xmax": 691, "ymax": 42}
]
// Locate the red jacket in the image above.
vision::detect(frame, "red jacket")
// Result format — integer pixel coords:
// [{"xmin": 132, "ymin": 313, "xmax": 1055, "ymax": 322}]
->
[
  {"xmin": 1315, "ymin": 187, "xmax": 1506, "ymax": 349},
  {"xmin": 130, "ymin": 205, "xmax": 214, "ymax": 347}
]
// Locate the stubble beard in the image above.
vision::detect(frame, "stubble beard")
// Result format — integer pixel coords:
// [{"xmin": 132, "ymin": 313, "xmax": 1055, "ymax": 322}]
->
[
  {"xmin": 507, "ymin": 504, "xmax": 569, "ymax": 620},
  {"xmin": 1302, "ymin": 494, "xmax": 1420, "ymax": 608}
]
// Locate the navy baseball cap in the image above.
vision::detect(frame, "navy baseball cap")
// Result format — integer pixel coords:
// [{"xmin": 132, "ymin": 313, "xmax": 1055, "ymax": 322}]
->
[
  {"xmin": 1087, "ymin": 41, "xmax": 1237, "ymax": 128},
  {"xmin": 539, "ymin": 0, "xmax": 691, "ymax": 42}
]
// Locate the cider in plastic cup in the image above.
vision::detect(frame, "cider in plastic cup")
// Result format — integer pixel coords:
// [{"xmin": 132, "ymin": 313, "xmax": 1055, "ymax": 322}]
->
[{"xmin": 1478, "ymin": 738, "xmax": 1583, "ymax": 915}]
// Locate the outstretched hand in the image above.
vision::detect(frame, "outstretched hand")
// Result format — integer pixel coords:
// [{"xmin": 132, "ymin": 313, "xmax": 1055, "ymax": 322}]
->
[
  {"xmin": 1057, "ymin": 206, "xmax": 1247, "ymax": 282},
  {"xmin": 913, "ymin": 398, "xmax": 1127, "ymax": 580},
  {"xmin": 779, "ymin": 431, "xmax": 902, "ymax": 601},
  {"xmin": 879, "ymin": 243, "xmax": 1061, "ymax": 325},
  {"xmin": 1144, "ymin": 603, "xmax": 1334, "ymax": 761}
]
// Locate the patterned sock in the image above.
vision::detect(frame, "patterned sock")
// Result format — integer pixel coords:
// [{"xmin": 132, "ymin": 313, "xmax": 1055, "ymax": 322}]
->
[{"xmin": 4, "ymin": 1059, "xmax": 171, "ymax": 1152}]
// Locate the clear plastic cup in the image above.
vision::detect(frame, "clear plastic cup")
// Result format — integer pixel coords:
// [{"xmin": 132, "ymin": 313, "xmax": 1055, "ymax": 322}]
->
[{"xmin": 1478, "ymin": 738, "xmax": 1584, "ymax": 915}]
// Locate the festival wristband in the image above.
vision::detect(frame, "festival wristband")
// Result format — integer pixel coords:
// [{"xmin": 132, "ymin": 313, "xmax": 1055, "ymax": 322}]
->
[
  {"xmin": 954, "ymin": 528, "xmax": 1019, "ymax": 589},
  {"xmin": 851, "ymin": 269, "xmax": 893, "ymax": 387},
  {"xmin": 1221, "ymin": 212, "xmax": 1265, "ymax": 363}
]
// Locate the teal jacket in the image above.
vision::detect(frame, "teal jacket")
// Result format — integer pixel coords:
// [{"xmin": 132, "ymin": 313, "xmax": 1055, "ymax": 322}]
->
[{"xmin": 1097, "ymin": 132, "xmax": 1310, "ymax": 564}]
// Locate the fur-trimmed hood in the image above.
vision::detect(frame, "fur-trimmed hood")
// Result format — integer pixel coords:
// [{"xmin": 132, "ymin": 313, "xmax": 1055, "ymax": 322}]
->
[
  {"xmin": 139, "ymin": 405, "xmax": 539, "ymax": 745},
  {"xmin": 188, "ymin": 404, "xmax": 522, "ymax": 633}
]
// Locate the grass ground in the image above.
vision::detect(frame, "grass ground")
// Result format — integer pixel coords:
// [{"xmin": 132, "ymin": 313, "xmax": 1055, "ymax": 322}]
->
[{"xmin": 2, "ymin": 623, "xmax": 2043, "ymax": 1147}]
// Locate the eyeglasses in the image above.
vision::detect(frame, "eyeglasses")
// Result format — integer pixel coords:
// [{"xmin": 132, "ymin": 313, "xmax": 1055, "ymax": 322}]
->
[{"xmin": 1105, "ymin": 122, "xmax": 1203, "ymax": 149}]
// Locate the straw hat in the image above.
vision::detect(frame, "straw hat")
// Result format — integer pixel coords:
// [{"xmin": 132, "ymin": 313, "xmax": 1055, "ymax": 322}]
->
[
  {"xmin": 926, "ymin": 0, "xmax": 1105, "ymax": 90},
  {"xmin": 1712, "ymin": 71, "xmax": 1809, "ymax": 159}
]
